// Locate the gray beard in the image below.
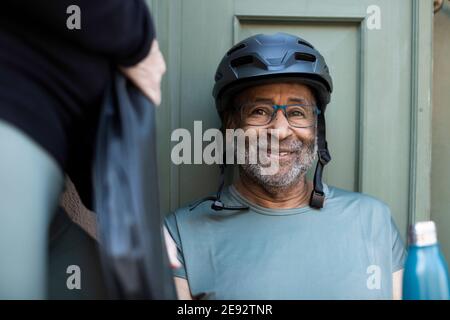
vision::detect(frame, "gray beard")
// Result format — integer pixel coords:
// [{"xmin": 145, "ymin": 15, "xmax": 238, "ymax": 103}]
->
[{"xmin": 239, "ymin": 136, "xmax": 318, "ymax": 193}]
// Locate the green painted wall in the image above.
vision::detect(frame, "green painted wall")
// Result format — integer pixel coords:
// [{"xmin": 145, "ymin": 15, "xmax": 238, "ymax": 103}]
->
[{"xmin": 431, "ymin": 1, "xmax": 450, "ymax": 262}]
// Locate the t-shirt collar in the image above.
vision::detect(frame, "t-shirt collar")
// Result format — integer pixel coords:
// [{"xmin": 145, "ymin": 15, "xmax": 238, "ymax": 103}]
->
[{"xmin": 227, "ymin": 183, "xmax": 331, "ymax": 216}]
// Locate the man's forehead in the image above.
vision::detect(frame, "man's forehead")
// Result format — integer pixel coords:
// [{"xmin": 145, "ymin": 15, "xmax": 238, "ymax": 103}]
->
[{"xmin": 235, "ymin": 82, "xmax": 315, "ymax": 103}]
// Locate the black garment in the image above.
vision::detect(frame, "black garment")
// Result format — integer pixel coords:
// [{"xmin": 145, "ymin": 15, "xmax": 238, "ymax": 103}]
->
[
  {"xmin": 0, "ymin": 0, "xmax": 155, "ymax": 209},
  {"xmin": 49, "ymin": 207, "xmax": 108, "ymax": 299}
]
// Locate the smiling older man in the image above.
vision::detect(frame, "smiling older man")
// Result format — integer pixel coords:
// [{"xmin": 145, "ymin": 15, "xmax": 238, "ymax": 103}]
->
[{"xmin": 165, "ymin": 33, "xmax": 406, "ymax": 300}]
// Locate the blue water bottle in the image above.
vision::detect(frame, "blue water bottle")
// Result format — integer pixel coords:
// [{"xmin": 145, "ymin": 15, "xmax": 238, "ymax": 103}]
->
[{"xmin": 403, "ymin": 221, "xmax": 450, "ymax": 300}]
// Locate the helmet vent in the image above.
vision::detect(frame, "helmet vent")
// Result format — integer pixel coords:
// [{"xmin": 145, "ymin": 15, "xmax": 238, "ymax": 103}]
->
[
  {"xmin": 295, "ymin": 52, "xmax": 316, "ymax": 62},
  {"xmin": 298, "ymin": 40, "xmax": 314, "ymax": 49},
  {"xmin": 230, "ymin": 55, "xmax": 254, "ymax": 68},
  {"xmin": 227, "ymin": 43, "xmax": 246, "ymax": 56}
]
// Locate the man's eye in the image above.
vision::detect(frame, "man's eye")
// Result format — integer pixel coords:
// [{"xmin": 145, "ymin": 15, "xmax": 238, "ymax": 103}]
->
[
  {"xmin": 251, "ymin": 108, "xmax": 268, "ymax": 116},
  {"xmin": 288, "ymin": 110, "xmax": 305, "ymax": 117}
]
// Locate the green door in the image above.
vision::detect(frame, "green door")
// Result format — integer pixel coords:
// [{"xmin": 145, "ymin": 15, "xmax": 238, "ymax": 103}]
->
[{"xmin": 149, "ymin": 0, "xmax": 433, "ymax": 241}]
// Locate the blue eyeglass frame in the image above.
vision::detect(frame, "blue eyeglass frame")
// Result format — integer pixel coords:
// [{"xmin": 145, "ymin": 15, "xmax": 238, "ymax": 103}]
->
[{"xmin": 240, "ymin": 103, "xmax": 321, "ymax": 128}]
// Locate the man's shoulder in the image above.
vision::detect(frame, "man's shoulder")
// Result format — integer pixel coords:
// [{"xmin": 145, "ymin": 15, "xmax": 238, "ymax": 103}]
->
[
  {"xmin": 164, "ymin": 198, "xmax": 215, "ymax": 229},
  {"xmin": 327, "ymin": 184, "xmax": 391, "ymax": 215}
]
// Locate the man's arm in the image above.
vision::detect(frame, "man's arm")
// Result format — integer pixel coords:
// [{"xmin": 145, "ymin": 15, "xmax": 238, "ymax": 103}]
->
[
  {"xmin": 174, "ymin": 277, "xmax": 193, "ymax": 300},
  {"xmin": 392, "ymin": 269, "xmax": 403, "ymax": 300},
  {"xmin": 164, "ymin": 226, "xmax": 193, "ymax": 300}
]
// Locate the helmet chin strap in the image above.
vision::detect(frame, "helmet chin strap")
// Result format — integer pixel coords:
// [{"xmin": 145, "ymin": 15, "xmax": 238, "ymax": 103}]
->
[{"xmin": 310, "ymin": 109, "xmax": 331, "ymax": 209}]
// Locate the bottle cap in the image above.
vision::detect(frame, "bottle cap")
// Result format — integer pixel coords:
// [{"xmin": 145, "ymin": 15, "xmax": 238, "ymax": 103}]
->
[{"xmin": 409, "ymin": 221, "xmax": 438, "ymax": 247}]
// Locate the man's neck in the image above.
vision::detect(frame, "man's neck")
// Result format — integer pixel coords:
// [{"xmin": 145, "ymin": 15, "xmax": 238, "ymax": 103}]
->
[{"xmin": 233, "ymin": 172, "xmax": 313, "ymax": 210}]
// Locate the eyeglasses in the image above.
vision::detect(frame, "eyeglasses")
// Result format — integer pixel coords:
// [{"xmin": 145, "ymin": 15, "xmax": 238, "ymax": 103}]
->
[{"xmin": 239, "ymin": 103, "xmax": 320, "ymax": 128}]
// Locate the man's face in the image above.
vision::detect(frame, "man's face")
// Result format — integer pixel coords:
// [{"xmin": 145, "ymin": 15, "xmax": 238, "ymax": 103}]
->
[{"xmin": 229, "ymin": 82, "xmax": 318, "ymax": 191}]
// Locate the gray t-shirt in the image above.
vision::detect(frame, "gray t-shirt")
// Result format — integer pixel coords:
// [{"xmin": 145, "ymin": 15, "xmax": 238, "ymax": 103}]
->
[{"xmin": 164, "ymin": 183, "xmax": 406, "ymax": 299}]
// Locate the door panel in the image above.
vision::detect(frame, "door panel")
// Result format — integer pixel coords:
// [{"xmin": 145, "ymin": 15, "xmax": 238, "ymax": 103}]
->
[{"xmin": 237, "ymin": 20, "xmax": 360, "ymax": 192}]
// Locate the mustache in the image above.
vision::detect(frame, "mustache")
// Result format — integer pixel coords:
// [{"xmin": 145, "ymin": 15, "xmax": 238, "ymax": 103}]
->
[{"xmin": 254, "ymin": 138, "xmax": 309, "ymax": 153}]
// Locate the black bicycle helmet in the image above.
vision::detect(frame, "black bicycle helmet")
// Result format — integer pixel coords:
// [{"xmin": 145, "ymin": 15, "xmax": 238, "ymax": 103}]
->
[
  {"xmin": 213, "ymin": 32, "xmax": 333, "ymax": 116},
  {"xmin": 198, "ymin": 33, "xmax": 333, "ymax": 211}
]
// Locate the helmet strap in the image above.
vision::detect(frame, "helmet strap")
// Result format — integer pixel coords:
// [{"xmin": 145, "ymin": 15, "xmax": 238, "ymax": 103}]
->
[{"xmin": 310, "ymin": 110, "xmax": 331, "ymax": 209}]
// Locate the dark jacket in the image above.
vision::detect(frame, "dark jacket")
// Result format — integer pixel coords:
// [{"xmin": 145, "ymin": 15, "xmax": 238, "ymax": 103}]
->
[{"xmin": 0, "ymin": 0, "xmax": 155, "ymax": 209}]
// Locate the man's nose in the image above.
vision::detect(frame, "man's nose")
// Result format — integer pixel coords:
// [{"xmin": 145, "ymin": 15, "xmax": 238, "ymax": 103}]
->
[{"xmin": 267, "ymin": 109, "xmax": 293, "ymax": 140}]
